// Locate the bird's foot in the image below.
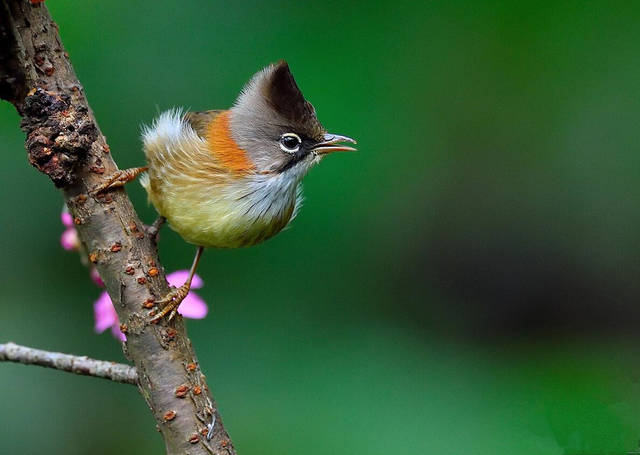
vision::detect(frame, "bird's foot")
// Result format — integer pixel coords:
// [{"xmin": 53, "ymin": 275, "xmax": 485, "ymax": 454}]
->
[
  {"xmin": 149, "ymin": 282, "xmax": 191, "ymax": 323},
  {"xmin": 91, "ymin": 166, "xmax": 148, "ymax": 195}
]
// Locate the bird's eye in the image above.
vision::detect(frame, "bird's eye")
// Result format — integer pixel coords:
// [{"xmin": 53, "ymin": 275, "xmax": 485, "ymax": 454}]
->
[{"xmin": 279, "ymin": 133, "xmax": 302, "ymax": 153}]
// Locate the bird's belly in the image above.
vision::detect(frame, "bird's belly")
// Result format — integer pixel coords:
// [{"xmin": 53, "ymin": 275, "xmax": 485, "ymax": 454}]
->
[{"xmin": 155, "ymin": 182, "xmax": 299, "ymax": 249}]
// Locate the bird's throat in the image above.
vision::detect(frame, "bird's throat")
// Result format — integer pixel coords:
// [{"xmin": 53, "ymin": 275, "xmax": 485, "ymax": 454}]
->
[{"xmin": 206, "ymin": 110, "xmax": 255, "ymax": 173}]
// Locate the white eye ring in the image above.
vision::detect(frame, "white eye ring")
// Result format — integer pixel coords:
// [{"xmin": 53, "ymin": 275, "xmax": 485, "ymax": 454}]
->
[{"xmin": 279, "ymin": 132, "xmax": 302, "ymax": 153}]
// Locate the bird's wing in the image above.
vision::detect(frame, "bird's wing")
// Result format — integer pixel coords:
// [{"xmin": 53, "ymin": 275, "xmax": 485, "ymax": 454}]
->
[{"xmin": 184, "ymin": 110, "xmax": 224, "ymax": 138}]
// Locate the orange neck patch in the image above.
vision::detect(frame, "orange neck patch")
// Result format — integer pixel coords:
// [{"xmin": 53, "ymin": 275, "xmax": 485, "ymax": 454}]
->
[{"xmin": 207, "ymin": 110, "xmax": 255, "ymax": 172}]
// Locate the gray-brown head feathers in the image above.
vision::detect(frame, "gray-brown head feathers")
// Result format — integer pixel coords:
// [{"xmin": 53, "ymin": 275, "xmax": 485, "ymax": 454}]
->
[{"xmin": 229, "ymin": 61, "xmax": 326, "ymax": 173}]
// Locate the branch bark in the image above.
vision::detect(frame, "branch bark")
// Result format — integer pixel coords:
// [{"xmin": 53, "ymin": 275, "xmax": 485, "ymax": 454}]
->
[
  {"xmin": 0, "ymin": 2, "xmax": 235, "ymax": 453},
  {"xmin": 0, "ymin": 342, "xmax": 138, "ymax": 385}
]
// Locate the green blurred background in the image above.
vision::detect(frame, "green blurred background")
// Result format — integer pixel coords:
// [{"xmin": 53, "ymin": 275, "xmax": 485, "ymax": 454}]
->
[{"xmin": 2, "ymin": 1, "xmax": 640, "ymax": 454}]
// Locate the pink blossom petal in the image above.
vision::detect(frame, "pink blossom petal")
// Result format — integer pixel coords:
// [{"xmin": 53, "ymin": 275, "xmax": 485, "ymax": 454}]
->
[
  {"xmin": 177, "ymin": 292, "xmax": 208, "ymax": 319},
  {"xmin": 92, "ymin": 269, "xmax": 207, "ymax": 343},
  {"xmin": 94, "ymin": 291, "xmax": 117, "ymax": 333},
  {"xmin": 110, "ymin": 324, "xmax": 126, "ymax": 341},
  {"xmin": 167, "ymin": 270, "xmax": 203, "ymax": 289},
  {"xmin": 61, "ymin": 211, "xmax": 74, "ymax": 228},
  {"xmin": 90, "ymin": 267, "xmax": 105, "ymax": 288},
  {"xmin": 60, "ymin": 228, "xmax": 79, "ymax": 251}
]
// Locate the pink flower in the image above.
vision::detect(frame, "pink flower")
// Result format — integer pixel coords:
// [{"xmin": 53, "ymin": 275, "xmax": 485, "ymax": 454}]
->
[
  {"xmin": 93, "ymin": 291, "xmax": 126, "ymax": 341},
  {"xmin": 60, "ymin": 207, "xmax": 105, "ymax": 287},
  {"xmin": 61, "ymin": 211, "xmax": 74, "ymax": 228},
  {"xmin": 93, "ymin": 270, "xmax": 208, "ymax": 341},
  {"xmin": 60, "ymin": 210, "xmax": 80, "ymax": 251},
  {"xmin": 90, "ymin": 267, "xmax": 105, "ymax": 287},
  {"xmin": 60, "ymin": 228, "xmax": 80, "ymax": 251}
]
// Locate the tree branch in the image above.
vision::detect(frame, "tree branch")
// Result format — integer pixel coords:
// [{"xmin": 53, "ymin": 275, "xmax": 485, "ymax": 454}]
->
[
  {"xmin": 0, "ymin": 2, "xmax": 235, "ymax": 453},
  {"xmin": 0, "ymin": 342, "xmax": 138, "ymax": 385}
]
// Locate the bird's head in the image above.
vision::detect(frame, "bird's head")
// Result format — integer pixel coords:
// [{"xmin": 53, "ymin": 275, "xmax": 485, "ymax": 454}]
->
[{"xmin": 228, "ymin": 61, "xmax": 356, "ymax": 175}]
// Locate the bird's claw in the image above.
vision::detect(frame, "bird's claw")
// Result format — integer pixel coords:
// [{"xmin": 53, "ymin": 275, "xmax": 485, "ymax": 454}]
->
[
  {"xmin": 91, "ymin": 166, "xmax": 148, "ymax": 195},
  {"xmin": 149, "ymin": 283, "xmax": 191, "ymax": 323}
]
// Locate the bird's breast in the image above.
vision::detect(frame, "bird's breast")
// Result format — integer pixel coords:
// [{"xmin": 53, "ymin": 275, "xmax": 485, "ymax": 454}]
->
[{"xmin": 155, "ymin": 173, "xmax": 303, "ymax": 248}]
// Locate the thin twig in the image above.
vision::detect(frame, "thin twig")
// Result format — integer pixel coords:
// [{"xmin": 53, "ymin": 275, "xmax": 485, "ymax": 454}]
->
[{"xmin": 0, "ymin": 342, "xmax": 138, "ymax": 385}]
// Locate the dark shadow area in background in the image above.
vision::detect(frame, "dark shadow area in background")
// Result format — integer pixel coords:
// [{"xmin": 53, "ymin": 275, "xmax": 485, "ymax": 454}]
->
[{"xmin": 394, "ymin": 207, "xmax": 639, "ymax": 340}]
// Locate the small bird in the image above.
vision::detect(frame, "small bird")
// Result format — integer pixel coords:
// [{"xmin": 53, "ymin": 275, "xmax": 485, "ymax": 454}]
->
[{"xmin": 94, "ymin": 61, "xmax": 356, "ymax": 320}]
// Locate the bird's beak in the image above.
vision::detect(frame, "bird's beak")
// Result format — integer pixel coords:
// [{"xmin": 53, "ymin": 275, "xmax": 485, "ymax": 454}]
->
[{"xmin": 313, "ymin": 133, "xmax": 357, "ymax": 155}]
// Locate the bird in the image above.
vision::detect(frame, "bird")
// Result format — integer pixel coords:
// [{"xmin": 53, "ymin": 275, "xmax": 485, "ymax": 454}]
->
[{"xmin": 93, "ymin": 61, "xmax": 356, "ymax": 321}]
